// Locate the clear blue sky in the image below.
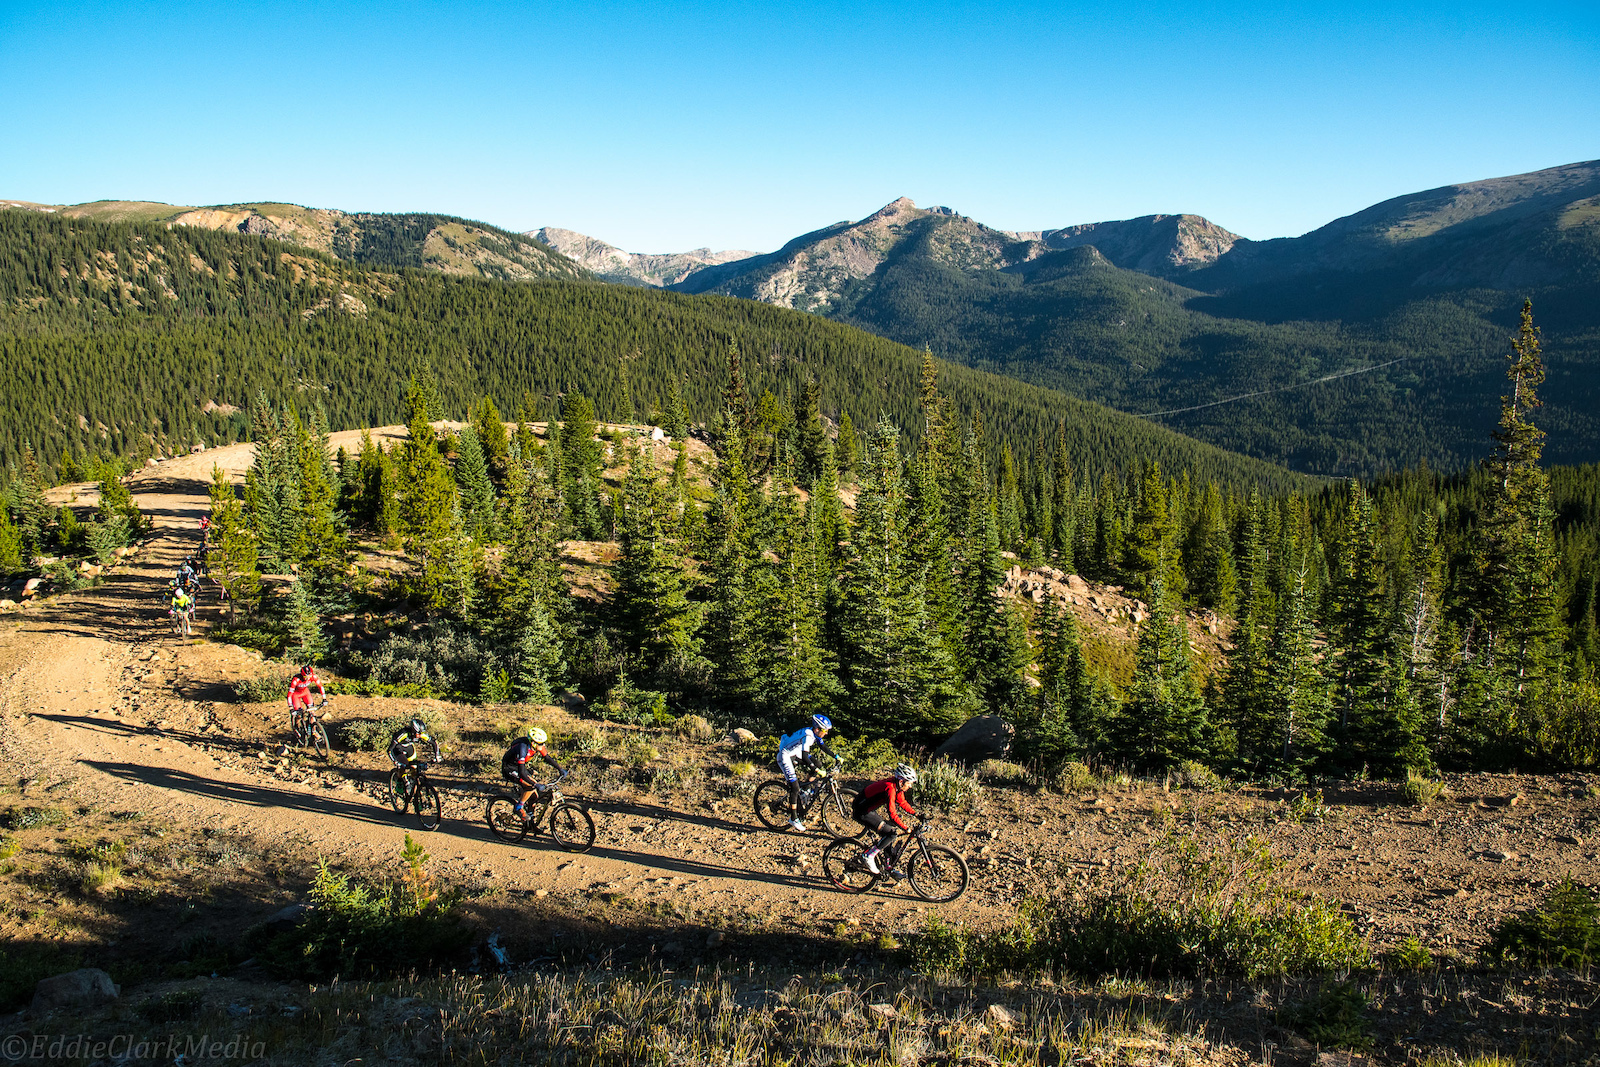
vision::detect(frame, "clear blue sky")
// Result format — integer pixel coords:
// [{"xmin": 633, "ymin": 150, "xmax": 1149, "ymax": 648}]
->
[{"xmin": 2, "ymin": 0, "xmax": 1596, "ymax": 252}]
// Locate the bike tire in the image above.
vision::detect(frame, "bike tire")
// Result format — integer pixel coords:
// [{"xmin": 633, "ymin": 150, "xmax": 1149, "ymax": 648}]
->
[
  {"xmin": 817, "ymin": 786, "xmax": 862, "ymax": 839},
  {"xmin": 907, "ymin": 844, "xmax": 969, "ymax": 903},
  {"xmin": 548, "ymin": 801, "xmax": 597, "ymax": 853},
  {"xmin": 822, "ymin": 836, "xmax": 879, "ymax": 894},
  {"xmin": 310, "ymin": 721, "xmax": 330, "ymax": 760},
  {"xmin": 387, "ymin": 769, "xmax": 410, "ymax": 813},
  {"xmin": 415, "ymin": 783, "xmax": 442, "ymax": 831},
  {"xmin": 486, "ymin": 795, "xmax": 530, "ymax": 842},
  {"xmin": 753, "ymin": 780, "xmax": 796, "ymax": 832}
]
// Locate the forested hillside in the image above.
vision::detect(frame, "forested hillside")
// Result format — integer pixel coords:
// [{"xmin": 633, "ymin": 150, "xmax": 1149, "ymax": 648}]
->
[{"xmin": 0, "ymin": 209, "xmax": 1306, "ymax": 493}]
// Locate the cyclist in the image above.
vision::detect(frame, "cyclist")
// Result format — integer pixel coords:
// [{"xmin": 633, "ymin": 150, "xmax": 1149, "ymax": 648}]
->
[
  {"xmin": 776, "ymin": 713, "xmax": 840, "ymax": 832},
  {"xmin": 198, "ymin": 515, "xmax": 211, "ymax": 545},
  {"xmin": 287, "ymin": 664, "xmax": 326, "ymax": 720},
  {"xmin": 177, "ymin": 558, "xmax": 197, "ymax": 588},
  {"xmin": 851, "ymin": 763, "xmax": 919, "ymax": 877},
  {"xmin": 169, "ymin": 584, "xmax": 194, "ymax": 630},
  {"xmin": 500, "ymin": 727, "xmax": 565, "ymax": 818},
  {"xmin": 388, "ymin": 716, "xmax": 441, "ymax": 771}
]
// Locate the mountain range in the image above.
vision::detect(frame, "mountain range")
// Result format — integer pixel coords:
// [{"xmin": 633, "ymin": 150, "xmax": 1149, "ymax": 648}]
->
[{"xmin": 536, "ymin": 160, "xmax": 1600, "ymax": 474}]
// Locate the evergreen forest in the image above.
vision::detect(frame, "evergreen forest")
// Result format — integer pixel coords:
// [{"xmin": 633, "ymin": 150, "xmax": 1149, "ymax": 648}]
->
[{"xmin": 2, "ymin": 209, "xmax": 1598, "ymax": 781}]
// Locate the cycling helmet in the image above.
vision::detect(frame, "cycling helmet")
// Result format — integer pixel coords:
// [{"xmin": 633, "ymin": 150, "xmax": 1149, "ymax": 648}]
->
[
  {"xmin": 893, "ymin": 763, "xmax": 918, "ymax": 786},
  {"xmin": 298, "ymin": 664, "xmax": 313, "ymax": 677},
  {"xmin": 409, "ymin": 717, "xmax": 427, "ymax": 737},
  {"xmin": 811, "ymin": 713, "xmax": 833, "ymax": 733},
  {"xmin": 526, "ymin": 726, "xmax": 548, "ymax": 744}
]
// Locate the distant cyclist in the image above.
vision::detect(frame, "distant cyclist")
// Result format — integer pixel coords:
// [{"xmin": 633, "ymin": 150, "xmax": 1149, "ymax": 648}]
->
[
  {"xmin": 500, "ymin": 727, "xmax": 565, "ymax": 818},
  {"xmin": 388, "ymin": 717, "xmax": 441, "ymax": 771},
  {"xmin": 169, "ymin": 584, "xmax": 193, "ymax": 625},
  {"xmin": 852, "ymin": 764, "xmax": 919, "ymax": 877},
  {"xmin": 198, "ymin": 515, "xmax": 211, "ymax": 545},
  {"xmin": 287, "ymin": 664, "xmax": 325, "ymax": 717},
  {"xmin": 776, "ymin": 713, "xmax": 840, "ymax": 832}
]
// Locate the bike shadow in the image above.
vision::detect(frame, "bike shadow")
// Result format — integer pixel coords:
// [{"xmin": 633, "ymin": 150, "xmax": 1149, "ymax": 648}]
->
[{"xmin": 81, "ymin": 759, "xmax": 414, "ymax": 829}]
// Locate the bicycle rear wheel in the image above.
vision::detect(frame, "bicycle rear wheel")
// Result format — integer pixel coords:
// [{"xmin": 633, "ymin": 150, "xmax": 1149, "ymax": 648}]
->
[
  {"xmin": 309, "ymin": 721, "xmax": 330, "ymax": 760},
  {"xmin": 817, "ymin": 786, "xmax": 862, "ymax": 839},
  {"xmin": 753, "ymin": 780, "xmax": 795, "ymax": 831},
  {"xmin": 907, "ymin": 844, "xmax": 969, "ymax": 903},
  {"xmin": 387, "ymin": 769, "xmax": 410, "ymax": 812},
  {"xmin": 549, "ymin": 801, "xmax": 596, "ymax": 853},
  {"xmin": 486, "ymin": 795, "xmax": 530, "ymax": 842},
  {"xmin": 822, "ymin": 836, "xmax": 879, "ymax": 894},
  {"xmin": 415, "ymin": 783, "xmax": 442, "ymax": 831}
]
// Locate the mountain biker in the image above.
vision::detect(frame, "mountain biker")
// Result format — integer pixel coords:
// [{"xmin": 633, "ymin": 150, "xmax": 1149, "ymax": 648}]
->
[
  {"xmin": 198, "ymin": 516, "xmax": 211, "ymax": 543},
  {"xmin": 388, "ymin": 716, "xmax": 441, "ymax": 770},
  {"xmin": 169, "ymin": 584, "xmax": 193, "ymax": 625},
  {"xmin": 777, "ymin": 713, "xmax": 840, "ymax": 832},
  {"xmin": 500, "ymin": 727, "xmax": 565, "ymax": 818},
  {"xmin": 177, "ymin": 558, "xmax": 197, "ymax": 588},
  {"xmin": 287, "ymin": 664, "xmax": 325, "ymax": 717},
  {"xmin": 852, "ymin": 763, "xmax": 919, "ymax": 877}
]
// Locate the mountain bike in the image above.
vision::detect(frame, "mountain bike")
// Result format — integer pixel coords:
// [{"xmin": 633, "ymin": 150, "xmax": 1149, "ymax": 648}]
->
[
  {"xmin": 289, "ymin": 699, "xmax": 331, "ymax": 760},
  {"xmin": 388, "ymin": 760, "xmax": 443, "ymax": 831},
  {"xmin": 822, "ymin": 822, "xmax": 969, "ymax": 902},
  {"xmin": 485, "ymin": 771, "xmax": 596, "ymax": 852},
  {"xmin": 168, "ymin": 605, "xmax": 193, "ymax": 637},
  {"xmin": 754, "ymin": 763, "xmax": 859, "ymax": 836}
]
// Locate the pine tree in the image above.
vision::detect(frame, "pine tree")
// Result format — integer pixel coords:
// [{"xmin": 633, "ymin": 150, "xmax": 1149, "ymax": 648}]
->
[
  {"xmin": 1116, "ymin": 577, "xmax": 1208, "ymax": 767},
  {"xmin": 208, "ymin": 464, "xmax": 261, "ymax": 623},
  {"xmin": 660, "ymin": 372, "xmax": 691, "ymax": 440},
  {"xmin": 837, "ymin": 418, "xmax": 971, "ymax": 742},
  {"xmin": 794, "ymin": 377, "xmax": 829, "ymax": 489},
  {"xmin": 835, "ymin": 412, "xmax": 859, "ymax": 483},
  {"xmin": 284, "ymin": 576, "xmax": 328, "ymax": 665},
  {"xmin": 559, "ymin": 393, "xmax": 606, "ymax": 540},
  {"xmin": 1185, "ymin": 481, "xmax": 1237, "ymax": 615},
  {"xmin": 512, "ymin": 597, "xmax": 566, "ymax": 705},
  {"xmin": 399, "ymin": 395, "xmax": 473, "ymax": 615},
  {"xmin": 11, "ymin": 447, "xmax": 51, "ymax": 560},
  {"xmin": 289, "ymin": 404, "xmax": 347, "ymax": 577},
  {"xmin": 1326, "ymin": 479, "xmax": 1395, "ymax": 773},
  {"xmin": 1022, "ymin": 590, "xmax": 1112, "ymax": 764},
  {"xmin": 470, "ymin": 396, "xmax": 511, "ymax": 491},
  {"xmin": 703, "ymin": 415, "xmax": 762, "ymax": 711},
  {"xmin": 1049, "ymin": 425, "xmax": 1076, "ymax": 568},
  {"xmin": 0, "ymin": 498, "xmax": 24, "ymax": 575},
  {"xmin": 611, "ymin": 454, "xmax": 700, "ymax": 668},
  {"xmin": 1467, "ymin": 300, "xmax": 1565, "ymax": 757},
  {"xmin": 746, "ymin": 487, "xmax": 843, "ymax": 721},
  {"xmin": 453, "ymin": 425, "xmax": 497, "ymax": 542}
]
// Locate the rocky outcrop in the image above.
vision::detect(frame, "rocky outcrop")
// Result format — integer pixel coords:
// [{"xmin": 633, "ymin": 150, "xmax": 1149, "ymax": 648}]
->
[
  {"xmin": 31, "ymin": 968, "xmax": 119, "ymax": 1013},
  {"xmin": 932, "ymin": 715, "xmax": 1014, "ymax": 764},
  {"xmin": 532, "ymin": 227, "xmax": 758, "ymax": 288}
]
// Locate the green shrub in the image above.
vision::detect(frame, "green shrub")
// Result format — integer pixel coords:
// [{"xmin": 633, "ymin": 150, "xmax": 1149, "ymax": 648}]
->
[
  {"xmin": 1399, "ymin": 768, "xmax": 1445, "ymax": 807},
  {"xmin": 916, "ymin": 760, "xmax": 982, "ymax": 812},
  {"xmin": 211, "ymin": 626, "xmax": 287, "ymax": 655},
  {"xmin": 1050, "ymin": 761, "xmax": 1098, "ymax": 793},
  {"xmin": 254, "ymin": 834, "xmax": 469, "ymax": 979},
  {"xmin": 232, "ymin": 672, "xmax": 286, "ymax": 703},
  {"xmin": 1383, "ymin": 936, "xmax": 1434, "ymax": 972},
  {"xmin": 563, "ymin": 727, "xmax": 611, "ymax": 754},
  {"xmin": 1285, "ymin": 789, "xmax": 1329, "ymax": 823},
  {"xmin": 334, "ymin": 710, "xmax": 456, "ymax": 753},
  {"xmin": 325, "ymin": 677, "xmax": 443, "ymax": 700},
  {"xmin": 735, "ymin": 734, "xmax": 780, "ymax": 763},
  {"xmin": 673, "ymin": 714, "xmax": 717, "ymax": 743},
  {"xmin": 727, "ymin": 760, "xmax": 756, "ymax": 777},
  {"xmin": 829, "ymin": 735, "xmax": 903, "ymax": 774},
  {"xmin": 1, "ymin": 806, "xmax": 64, "ymax": 831},
  {"xmin": 600, "ymin": 675, "xmax": 667, "ymax": 726},
  {"xmin": 1482, "ymin": 876, "xmax": 1600, "ymax": 968},
  {"xmin": 1278, "ymin": 982, "xmax": 1371, "ymax": 1049},
  {"xmin": 976, "ymin": 760, "xmax": 1034, "ymax": 787},
  {"xmin": 626, "ymin": 741, "xmax": 661, "ymax": 767},
  {"xmin": 479, "ymin": 669, "xmax": 515, "ymax": 704},
  {"xmin": 1173, "ymin": 760, "xmax": 1223, "ymax": 792},
  {"xmin": 908, "ymin": 832, "xmax": 1369, "ymax": 980}
]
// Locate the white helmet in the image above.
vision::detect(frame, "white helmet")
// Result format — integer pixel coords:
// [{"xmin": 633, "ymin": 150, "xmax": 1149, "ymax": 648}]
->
[{"xmin": 893, "ymin": 763, "xmax": 918, "ymax": 786}]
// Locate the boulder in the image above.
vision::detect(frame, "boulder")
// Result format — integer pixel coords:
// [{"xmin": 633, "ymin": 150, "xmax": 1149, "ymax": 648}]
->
[
  {"xmin": 31, "ymin": 968, "xmax": 119, "ymax": 1013},
  {"xmin": 728, "ymin": 727, "xmax": 757, "ymax": 744},
  {"xmin": 0, "ymin": 599, "xmax": 16, "ymax": 612},
  {"xmin": 22, "ymin": 577, "xmax": 43, "ymax": 598},
  {"xmin": 555, "ymin": 691, "xmax": 588, "ymax": 713},
  {"xmin": 932, "ymin": 715, "xmax": 1014, "ymax": 765},
  {"xmin": 650, "ymin": 427, "xmax": 668, "ymax": 442},
  {"xmin": 257, "ymin": 902, "xmax": 310, "ymax": 934}
]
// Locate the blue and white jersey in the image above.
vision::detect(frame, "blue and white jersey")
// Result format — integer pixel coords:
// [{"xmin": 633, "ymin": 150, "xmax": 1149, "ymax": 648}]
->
[{"xmin": 778, "ymin": 727, "xmax": 823, "ymax": 759}]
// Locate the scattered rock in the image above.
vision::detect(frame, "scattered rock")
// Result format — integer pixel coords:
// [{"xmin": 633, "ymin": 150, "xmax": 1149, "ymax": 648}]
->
[
  {"xmin": 931, "ymin": 714, "xmax": 1014, "ymax": 764},
  {"xmin": 31, "ymin": 968, "xmax": 119, "ymax": 1013},
  {"xmin": 1480, "ymin": 850, "xmax": 1517, "ymax": 863},
  {"xmin": 1556, "ymin": 834, "xmax": 1584, "ymax": 846},
  {"xmin": 729, "ymin": 728, "xmax": 757, "ymax": 744},
  {"xmin": 986, "ymin": 1003, "xmax": 1018, "ymax": 1030},
  {"xmin": 0, "ymin": 599, "xmax": 16, "ymax": 612},
  {"xmin": 22, "ymin": 577, "xmax": 43, "ymax": 598}
]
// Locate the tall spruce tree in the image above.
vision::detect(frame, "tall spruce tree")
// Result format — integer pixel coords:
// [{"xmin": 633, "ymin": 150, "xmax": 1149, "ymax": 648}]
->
[
  {"xmin": 611, "ymin": 453, "xmax": 700, "ymax": 670},
  {"xmin": 559, "ymin": 393, "xmax": 606, "ymax": 540},
  {"xmin": 1116, "ymin": 577, "xmax": 1207, "ymax": 767},
  {"xmin": 453, "ymin": 425, "xmax": 497, "ymax": 542},
  {"xmin": 1326, "ymin": 479, "xmax": 1395, "ymax": 772}
]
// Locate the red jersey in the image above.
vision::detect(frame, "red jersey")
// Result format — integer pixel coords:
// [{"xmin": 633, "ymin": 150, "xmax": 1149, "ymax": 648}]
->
[
  {"xmin": 287, "ymin": 671, "xmax": 324, "ymax": 707},
  {"xmin": 858, "ymin": 778, "xmax": 918, "ymax": 831}
]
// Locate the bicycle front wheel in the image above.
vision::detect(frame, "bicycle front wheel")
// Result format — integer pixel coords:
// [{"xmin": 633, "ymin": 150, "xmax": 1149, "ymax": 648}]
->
[
  {"xmin": 907, "ymin": 844, "xmax": 969, "ymax": 903},
  {"xmin": 415, "ymin": 783, "xmax": 442, "ymax": 831},
  {"xmin": 817, "ymin": 785, "xmax": 862, "ymax": 838},
  {"xmin": 486, "ymin": 795, "xmax": 530, "ymax": 842},
  {"xmin": 549, "ymin": 801, "xmax": 596, "ymax": 853},
  {"xmin": 310, "ymin": 721, "xmax": 330, "ymax": 760},
  {"xmin": 387, "ymin": 769, "xmax": 410, "ymax": 812},
  {"xmin": 753, "ymin": 780, "xmax": 794, "ymax": 831},
  {"xmin": 822, "ymin": 836, "xmax": 879, "ymax": 894}
]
